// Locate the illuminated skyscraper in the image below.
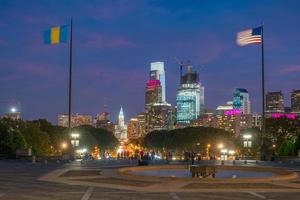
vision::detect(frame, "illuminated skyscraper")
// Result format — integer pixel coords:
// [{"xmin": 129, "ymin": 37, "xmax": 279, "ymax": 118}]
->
[
  {"xmin": 232, "ymin": 88, "xmax": 251, "ymax": 114},
  {"xmin": 176, "ymin": 66, "xmax": 205, "ymax": 124},
  {"xmin": 114, "ymin": 107, "xmax": 127, "ymax": 141},
  {"xmin": 145, "ymin": 79, "xmax": 162, "ymax": 109},
  {"xmin": 291, "ymin": 89, "xmax": 300, "ymax": 113},
  {"xmin": 150, "ymin": 62, "xmax": 166, "ymax": 102}
]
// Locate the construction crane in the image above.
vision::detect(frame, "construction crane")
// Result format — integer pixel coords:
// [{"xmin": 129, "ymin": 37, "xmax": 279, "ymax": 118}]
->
[{"xmin": 174, "ymin": 57, "xmax": 191, "ymax": 77}]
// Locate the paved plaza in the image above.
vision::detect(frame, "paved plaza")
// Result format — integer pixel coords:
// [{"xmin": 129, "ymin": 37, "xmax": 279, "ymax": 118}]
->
[{"xmin": 0, "ymin": 159, "xmax": 300, "ymax": 200}]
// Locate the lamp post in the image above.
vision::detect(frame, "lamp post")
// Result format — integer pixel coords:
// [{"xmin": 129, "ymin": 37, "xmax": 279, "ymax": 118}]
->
[
  {"xmin": 220, "ymin": 149, "xmax": 228, "ymax": 161},
  {"xmin": 243, "ymin": 134, "xmax": 252, "ymax": 159},
  {"xmin": 10, "ymin": 107, "xmax": 17, "ymax": 113},
  {"xmin": 71, "ymin": 133, "xmax": 80, "ymax": 147},
  {"xmin": 206, "ymin": 144, "xmax": 211, "ymax": 159}
]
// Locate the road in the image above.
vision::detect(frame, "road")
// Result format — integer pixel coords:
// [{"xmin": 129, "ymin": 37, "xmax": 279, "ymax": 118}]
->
[{"xmin": 0, "ymin": 159, "xmax": 300, "ymax": 200}]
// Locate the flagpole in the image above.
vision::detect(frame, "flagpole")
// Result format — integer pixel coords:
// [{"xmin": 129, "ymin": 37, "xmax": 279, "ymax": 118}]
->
[
  {"xmin": 68, "ymin": 17, "xmax": 73, "ymax": 132},
  {"xmin": 261, "ymin": 23, "xmax": 266, "ymax": 159}
]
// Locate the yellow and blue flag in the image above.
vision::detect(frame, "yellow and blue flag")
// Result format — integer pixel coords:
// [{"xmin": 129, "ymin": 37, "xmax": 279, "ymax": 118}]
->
[{"xmin": 44, "ymin": 25, "xmax": 68, "ymax": 44}]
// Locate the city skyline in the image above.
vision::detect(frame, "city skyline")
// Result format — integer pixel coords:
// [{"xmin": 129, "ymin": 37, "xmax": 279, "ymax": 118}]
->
[{"xmin": 0, "ymin": 0, "xmax": 300, "ymax": 123}]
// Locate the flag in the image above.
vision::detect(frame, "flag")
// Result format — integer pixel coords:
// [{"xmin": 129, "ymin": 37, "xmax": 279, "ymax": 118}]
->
[
  {"xmin": 237, "ymin": 26, "xmax": 262, "ymax": 46},
  {"xmin": 44, "ymin": 25, "xmax": 68, "ymax": 44}
]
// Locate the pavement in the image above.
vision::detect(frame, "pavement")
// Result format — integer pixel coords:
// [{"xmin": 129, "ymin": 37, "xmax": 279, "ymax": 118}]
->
[{"xmin": 0, "ymin": 159, "xmax": 300, "ymax": 200}]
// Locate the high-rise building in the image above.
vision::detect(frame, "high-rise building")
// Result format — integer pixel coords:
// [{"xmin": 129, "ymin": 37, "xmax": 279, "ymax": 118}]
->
[
  {"xmin": 216, "ymin": 101, "xmax": 233, "ymax": 115},
  {"xmin": 3, "ymin": 111, "xmax": 21, "ymax": 121},
  {"xmin": 94, "ymin": 112, "xmax": 114, "ymax": 132},
  {"xmin": 114, "ymin": 107, "xmax": 127, "ymax": 141},
  {"xmin": 150, "ymin": 62, "xmax": 166, "ymax": 102},
  {"xmin": 145, "ymin": 79, "xmax": 162, "ymax": 109},
  {"xmin": 136, "ymin": 112, "xmax": 146, "ymax": 137},
  {"xmin": 57, "ymin": 113, "xmax": 93, "ymax": 128},
  {"xmin": 233, "ymin": 88, "xmax": 251, "ymax": 114},
  {"xmin": 291, "ymin": 90, "xmax": 300, "ymax": 113},
  {"xmin": 266, "ymin": 91, "xmax": 284, "ymax": 113},
  {"xmin": 146, "ymin": 103, "xmax": 173, "ymax": 132},
  {"xmin": 176, "ymin": 66, "xmax": 204, "ymax": 124}
]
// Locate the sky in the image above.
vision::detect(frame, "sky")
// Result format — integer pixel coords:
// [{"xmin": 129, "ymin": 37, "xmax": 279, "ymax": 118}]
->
[{"xmin": 0, "ymin": 0, "xmax": 299, "ymax": 124}]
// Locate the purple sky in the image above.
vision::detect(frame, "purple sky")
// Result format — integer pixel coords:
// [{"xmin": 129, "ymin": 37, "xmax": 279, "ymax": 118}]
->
[{"xmin": 0, "ymin": 0, "xmax": 299, "ymax": 124}]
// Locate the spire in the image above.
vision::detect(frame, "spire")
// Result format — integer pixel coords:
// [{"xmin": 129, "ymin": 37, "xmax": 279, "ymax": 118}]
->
[{"xmin": 119, "ymin": 106, "xmax": 124, "ymax": 115}]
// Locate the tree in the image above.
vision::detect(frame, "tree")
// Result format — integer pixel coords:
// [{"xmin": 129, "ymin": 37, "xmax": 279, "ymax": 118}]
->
[
  {"xmin": 0, "ymin": 118, "xmax": 27, "ymax": 155},
  {"xmin": 73, "ymin": 125, "xmax": 118, "ymax": 154},
  {"xmin": 20, "ymin": 121, "xmax": 51, "ymax": 156},
  {"xmin": 144, "ymin": 127, "xmax": 234, "ymax": 154}
]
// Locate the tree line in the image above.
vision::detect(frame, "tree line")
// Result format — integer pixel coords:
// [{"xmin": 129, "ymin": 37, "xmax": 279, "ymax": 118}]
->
[{"xmin": 0, "ymin": 118, "xmax": 118, "ymax": 157}]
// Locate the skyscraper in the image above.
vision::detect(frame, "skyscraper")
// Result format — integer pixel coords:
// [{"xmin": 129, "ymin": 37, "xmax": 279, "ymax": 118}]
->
[
  {"xmin": 145, "ymin": 79, "xmax": 162, "ymax": 109},
  {"xmin": 232, "ymin": 88, "xmax": 251, "ymax": 114},
  {"xmin": 266, "ymin": 91, "xmax": 285, "ymax": 113},
  {"xmin": 114, "ymin": 107, "xmax": 127, "ymax": 141},
  {"xmin": 291, "ymin": 89, "xmax": 300, "ymax": 113},
  {"xmin": 150, "ymin": 62, "xmax": 166, "ymax": 102},
  {"xmin": 176, "ymin": 66, "xmax": 205, "ymax": 124}
]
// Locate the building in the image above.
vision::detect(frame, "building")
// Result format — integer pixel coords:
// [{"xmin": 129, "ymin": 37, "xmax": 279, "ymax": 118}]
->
[
  {"xmin": 146, "ymin": 103, "xmax": 173, "ymax": 132},
  {"xmin": 266, "ymin": 91, "xmax": 284, "ymax": 113},
  {"xmin": 3, "ymin": 112, "xmax": 21, "ymax": 120},
  {"xmin": 252, "ymin": 113, "xmax": 262, "ymax": 128},
  {"xmin": 145, "ymin": 79, "xmax": 162, "ymax": 109},
  {"xmin": 215, "ymin": 113, "xmax": 253, "ymax": 136},
  {"xmin": 94, "ymin": 112, "xmax": 114, "ymax": 132},
  {"xmin": 291, "ymin": 90, "xmax": 300, "ymax": 113},
  {"xmin": 216, "ymin": 101, "xmax": 233, "ymax": 115},
  {"xmin": 57, "ymin": 113, "xmax": 93, "ymax": 128},
  {"xmin": 136, "ymin": 112, "xmax": 146, "ymax": 137},
  {"xmin": 150, "ymin": 62, "xmax": 166, "ymax": 102},
  {"xmin": 114, "ymin": 107, "xmax": 127, "ymax": 141},
  {"xmin": 233, "ymin": 88, "xmax": 251, "ymax": 114},
  {"xmin": 191, "ymin": 113, "xmax": 216, "ymax": 127},
  {"xmin": 176, "ymin": 66, "xmax": 204, "ymax": 124}
]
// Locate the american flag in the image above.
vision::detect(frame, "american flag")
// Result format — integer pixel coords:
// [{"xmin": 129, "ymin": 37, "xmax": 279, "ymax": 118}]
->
[{"xmin": 237, "ymin": 26, "xmax": 263, "ymax": 46}]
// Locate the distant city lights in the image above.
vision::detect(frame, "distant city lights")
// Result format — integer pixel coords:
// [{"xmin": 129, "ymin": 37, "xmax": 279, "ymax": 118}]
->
[
  {"xmin": 224, "ymin": 109, "xmax": 241, "ymax": 116},
  {"xmin": 271, "ymin": 113, "xmax": 296, "ymax": 120}
]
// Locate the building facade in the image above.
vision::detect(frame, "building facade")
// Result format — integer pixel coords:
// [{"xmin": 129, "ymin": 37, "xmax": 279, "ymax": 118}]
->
[
  {"xmin": 146, "ymin": 103, "xmax": 173, "ymax": 132},
  {"xmin": 114, "ymin": 107, "xmax": 127, "ymax": 141},
  {"xmin": 233, "ymin": 88, "xmax": 251, "ymax": 114},
  {"xmin": 266, "ymin": 91, "xmax": 285, "ymax": 113},
  {"xmin": 94, "ymin": 112, "xmax": 114, "ymax": 132},
  {"xmin": 145, "ymin": 79, "xmax": 162, "ymax": 109},
  {"xmin": 150, "ymin": 62, "xmax": 166, "ymax": 102},
  {"xmin": 176, "ymin": 66, "xmax": 204, "ymax": 124},
  {"xmin": 57, "ymin": 113, "xmax": 93, "ymax": 128},
  {"xmin": 291, "ymin": 90, "xmax": 300, "ymax": 114}
]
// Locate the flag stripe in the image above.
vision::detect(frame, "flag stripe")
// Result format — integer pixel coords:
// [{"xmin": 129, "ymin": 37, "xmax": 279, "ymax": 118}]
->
[{"xmin": 237, "ymin": 26, "xmax": 262, "ymax": 46}]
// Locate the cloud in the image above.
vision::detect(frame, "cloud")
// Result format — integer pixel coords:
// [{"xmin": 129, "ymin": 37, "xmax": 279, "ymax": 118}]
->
[{"xmin": 280, "ymin": 65, "xmax": 300, "ymax": 73}]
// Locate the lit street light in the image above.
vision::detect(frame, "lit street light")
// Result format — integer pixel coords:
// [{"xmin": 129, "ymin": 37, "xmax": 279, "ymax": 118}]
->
[
  {"xmin": 61, "ymin": 142, "xmax": 68, "ymax": 150},
  {"xmin": 218, "ymin": 143, "xmax": 224, "ymax": 149},
  {"xmin": 243, "ymin": 134, "xmax": 252, "ymax": 148},
  {"xmin": 10, "ymin": 107, "xmax": 17, "ymax": 113},
  {"xmin": 71, "ymin": 132, "xmax": 80, "ymax": 147}
]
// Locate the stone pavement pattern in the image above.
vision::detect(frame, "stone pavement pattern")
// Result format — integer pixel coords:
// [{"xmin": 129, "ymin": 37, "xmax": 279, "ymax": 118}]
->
[{"xmin": 1, "ymin": 159, "xmax": 300, "ymax": 200}]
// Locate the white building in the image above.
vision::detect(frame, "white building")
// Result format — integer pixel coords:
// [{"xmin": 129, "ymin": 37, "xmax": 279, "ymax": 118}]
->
[{"xmin": 114, "ymin": 107, "xmax": 127, "ymax": 141}]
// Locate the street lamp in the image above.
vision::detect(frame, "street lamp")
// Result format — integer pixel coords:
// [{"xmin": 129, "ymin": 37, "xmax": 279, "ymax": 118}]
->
[
  {"xmin": 243, "ymin": 134, "xmax": 252, "ymax": 148},
  {"xmin": 220, "ymin": 149, "xmax": 228, "ymax": 161},
  {"xmin": 218, "ymin": 143, "xmax": 224, "ymax": 149},
  {"xmin": 61, "ymin": 142, "xmax": 68, "ymax": 149},
  {"xmin": 10, "ymin": 107, "xmax": 17, "ymax": 113},
  {"xmin": 206, "ymin": 144, "xmax": 211, "ymax": 158},
  {"xmin": 71, "ymin": 132, "xmax": 80, "ymax": 147}
]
